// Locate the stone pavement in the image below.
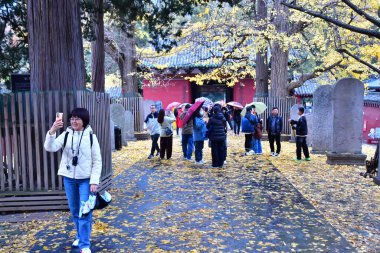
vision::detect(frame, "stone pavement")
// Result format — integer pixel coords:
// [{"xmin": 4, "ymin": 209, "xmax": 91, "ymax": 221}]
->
[{"xmin": 29, "ymin": 151, "xmax": 355, "ymax": 253}]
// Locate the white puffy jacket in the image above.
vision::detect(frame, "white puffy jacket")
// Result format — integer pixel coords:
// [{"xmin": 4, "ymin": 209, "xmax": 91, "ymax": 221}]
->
[{"xmin": 44, "ymin": 126, "xmax": 102, "ymax": 185}]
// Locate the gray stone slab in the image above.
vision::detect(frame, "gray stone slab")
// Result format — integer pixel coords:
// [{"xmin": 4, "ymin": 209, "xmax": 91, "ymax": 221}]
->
[
  {"xmin": 327, "ymin": 78, "xmax": 367, "ymax": 165},
  {"xmin": 110, "ymin": 104, "xmax": 128, "ymax": 146},
  {"xmin": 312, "ymin": 85, "xmax": 333, "ymax": 154},
  {"xmin": 110, "ymin": 119, "xmax": 115, "ymax": 151},
  {"xmin": 305, "ymin": 113, "xmax": 313, "ymax": 147},
  {"xmin": 125, "ymin": 110, "xmax": 136, "ymax": 141}
]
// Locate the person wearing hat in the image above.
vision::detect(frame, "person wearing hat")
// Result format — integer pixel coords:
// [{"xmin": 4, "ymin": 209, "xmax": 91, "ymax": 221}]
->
[{"xmin": 44, "ymin": 108, "xmax": 102, "ymax": 253}]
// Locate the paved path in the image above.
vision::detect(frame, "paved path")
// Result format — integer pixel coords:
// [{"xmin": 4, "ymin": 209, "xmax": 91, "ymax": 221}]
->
[{"xmin": 31, "ymin": 153, "xmax": 354, "ymax": 252}]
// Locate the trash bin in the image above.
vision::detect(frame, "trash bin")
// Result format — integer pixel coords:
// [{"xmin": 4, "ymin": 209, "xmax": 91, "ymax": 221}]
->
[{"xmin": 114, "ymin": 126, "xmax": 122, "ymax": 150}]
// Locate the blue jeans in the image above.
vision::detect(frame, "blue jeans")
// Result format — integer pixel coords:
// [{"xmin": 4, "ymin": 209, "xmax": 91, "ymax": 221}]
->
[
  {"xmin": 194, "ymin": 141, "xmax": 204, "ymax": 162},
  {"xmin": 182, "ymin": 134, "xmax": 194, "ymax": 159},
  {"xmin": 253, "ymin": 138, "xmax": 263, "ymax": 154},
  {"xmin": 64, "ymin": 177, "xmax": 92, "ymax": 249}
]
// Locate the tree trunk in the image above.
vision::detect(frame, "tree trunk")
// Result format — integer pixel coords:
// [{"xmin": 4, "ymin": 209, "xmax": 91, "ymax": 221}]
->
[
  {"xmin": 91, "ymin": 0, "xmax": 105, "ymax": 92},
  {"xmin": 255, "ymin": 0, "xmax": 269, "ymax": 97},
  {"xmin": 121, "ymin": 33, "xmax": 138, "ymax": 97},
  {"xmin": 27, "ymin": 0, "xmax": 85, "ymax": 91},
  {"xmin": 270, "ymin": 0, "xmax": 290, "ymax": 98}
]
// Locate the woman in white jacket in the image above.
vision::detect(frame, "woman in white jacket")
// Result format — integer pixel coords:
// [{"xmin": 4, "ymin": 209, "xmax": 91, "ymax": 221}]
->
[
  {"xmin": 157, "ymin": 109, "xmax": 176, "ymax": 159},
  {"xmin": 44, "ymin": 108, "xmax": 102, "ymax": 253}
]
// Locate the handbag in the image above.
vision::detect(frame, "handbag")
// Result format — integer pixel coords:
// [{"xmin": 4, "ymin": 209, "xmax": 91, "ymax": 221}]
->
[
  {"xmin": 254, "ymin": 123, "xmax": 263, "ymax": 139},
  {"xmin": 94, "ymin": 191, "xmax": 112, "ymax": 210},
  {"xmin": 165, "ymin": 127, "xmax": 173, "ymax": 136}
]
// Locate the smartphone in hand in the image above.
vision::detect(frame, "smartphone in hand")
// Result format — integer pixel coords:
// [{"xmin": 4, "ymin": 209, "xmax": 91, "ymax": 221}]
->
[{"xmin": 56, "ymin": 112, "xmax": 63, "ymax": 121}]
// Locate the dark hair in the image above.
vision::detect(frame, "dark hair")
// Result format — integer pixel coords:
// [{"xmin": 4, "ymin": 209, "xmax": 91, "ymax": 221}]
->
[
  {"xmin": 185, "ymin": 104, "xmax": 191, "ymax": 109},
  {"xmin": 150, "ymin": 104, "xmax": 156, "ymax": 108},
  {"xmin": 272, "ymin": 107, "xmax": 278, "ymax": 110},
  {"xmin": 252, "ymin": 105, "xmax": 256, "ymax": 109},
  {"xmin": 246, "ymin": 106, "xmax": 252, "ymax": 112},
  {"xmin": 157, "ymin": 109, "xmax": 165, "ymax": 124},
  {"xmin": 70, "ymin": 108, "xmax": 90, "ymax": 128},
  {"xmin": 298, "ymin": 107, "xmax": 305, "ymax": 114},
  {"xmin": 174, "ymin": 108, "xmax": 178, "ymax": 117},
  {"xmin": 213, "ymin": 104, "xmax": 222, "ymax": 113}
]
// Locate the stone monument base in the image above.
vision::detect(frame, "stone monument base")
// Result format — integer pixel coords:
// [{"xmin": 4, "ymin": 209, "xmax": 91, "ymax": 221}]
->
[
  {"xmin": 326, "ymin": 152, "xmax": 367, "ymax": 166},
  {"xmin": 374, "ymin": 177, "xmax": 380, "ymax": 186},
  {"xmin": 311, "ymin": 149, "xmax": 327, "ymax": 154}
]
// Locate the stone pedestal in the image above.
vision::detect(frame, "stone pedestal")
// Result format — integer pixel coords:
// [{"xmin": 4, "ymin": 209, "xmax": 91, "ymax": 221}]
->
[
  {"xmin": 326, "ymin": 152, "xmax": 367, "ymax": 166},
  {"xmin": 326, "ymin": 78, "xmax": 367, "ymax": 165}
]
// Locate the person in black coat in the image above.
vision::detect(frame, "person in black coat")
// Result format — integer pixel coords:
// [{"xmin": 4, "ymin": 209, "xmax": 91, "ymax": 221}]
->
[
  {"xmin": 266, "ymin": 107, "xmax": 283, "ymax": 156},
  {"xmin": 232, "ymin": 108, "xmax": 242, "ymax": 135},
  {"xmin": 289, "ymin": 107, "xmax": 310, "ymax": 161},
  {"xmin": 222, "ymin": 107, "xmax": 233, "ymax": 130},
  {"xmin": 207, "ymin": 104, "xmax": 227, "ymax": 168}
]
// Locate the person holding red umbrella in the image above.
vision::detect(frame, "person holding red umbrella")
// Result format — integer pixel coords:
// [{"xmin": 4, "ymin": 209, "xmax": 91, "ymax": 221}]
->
[{"xmin": 180, "ymin": 104, "xmax": 194, "ymax": 160}]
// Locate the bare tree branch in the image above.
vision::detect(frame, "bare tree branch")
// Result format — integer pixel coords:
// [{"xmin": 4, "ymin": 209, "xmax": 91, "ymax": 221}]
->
[
  {"xmin": 281, "ymin": 1, "xmax": 380, "ymax": 39},
  {"xmin": 287, "ymin": 59, "xmax": 343, "ymax": 90},
  {"xmin": 341, "ymin": 0, "xmax": 380, "ymax": 28},
  {"xmin": 337, "ymin": 48, "xmax": 380, "ymax": 74}
]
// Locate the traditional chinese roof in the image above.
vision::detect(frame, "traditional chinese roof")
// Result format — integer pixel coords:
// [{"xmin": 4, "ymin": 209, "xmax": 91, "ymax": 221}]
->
[
  {"xmin": 139, "ymin": 39, "xmax": 255, "ymax": 74},
  {"xmin": 364, "ymin": 91, "xmax": 380, "ymax": 107},
  {"xmin": 293, "ymin": 80, "xmax": 320, "ymax": 97},
  {"xmin": 364, "ymin": 76, "xmax": 380, "ymax": 90}
]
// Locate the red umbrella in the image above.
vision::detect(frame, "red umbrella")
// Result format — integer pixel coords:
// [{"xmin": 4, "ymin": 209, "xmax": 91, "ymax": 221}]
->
[
  {"xmin": 166, "ymin": 101, "xmax": 181, "ymax": 110},
  {"xmin": 227, "ymin": 101, "xmax": 243, "ymax": 109},
  {"xmin": 182, "ymin": 100, "xmax": 205, "ymax": 126}
]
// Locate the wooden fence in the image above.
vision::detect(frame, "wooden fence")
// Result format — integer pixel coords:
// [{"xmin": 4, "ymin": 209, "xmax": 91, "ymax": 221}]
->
[
  {"xmin": 111, "ymin": 97, "xmax": 145, "ymax": 132},
  {"xmin": 0, "ymin": 91, "xmax": 112, "ymax": 212},
  {"xmin": 255, "ymin": 97, "xmax": 298, "ymax": 135}
]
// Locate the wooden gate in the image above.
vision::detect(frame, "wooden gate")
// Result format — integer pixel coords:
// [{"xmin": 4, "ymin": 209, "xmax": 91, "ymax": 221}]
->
[
  {"xmin": 255, "ymin": 97, "xmax": 297, "ymax": 135},
  {"xmin": 0, "ymin": 91, "xmax": 112, "ymax": 212}
]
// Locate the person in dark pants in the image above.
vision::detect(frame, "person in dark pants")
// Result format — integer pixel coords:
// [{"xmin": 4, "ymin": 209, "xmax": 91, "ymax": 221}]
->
[
  {"xmin": 180, "ymin": 104, "xmax": 194, "ymax": 160},
  {"xmin": 207, "ymin": 104, "xmax": 227, "ymax": 168},
  {"xmin": 241, "ymin": 106, "xmax": 258, "ymax": 155},
  {"xmin": 266, "ymin": 107, "xmax": 283, "ymax": 157},
  {"xmin": 193, "ymin": 108, "xmax": 207, "ymax": 164},
  {"xmin": 232, "ymin": 108, "xmax": 242, "ymax": 135},
  {"xmin": 289, "ymin": 107, "xmax": 311, "ymax": 161},
  {"xmin": 144, "ymin": 105, "xmax": 160, "ymax": 159},
  {"xmin": 157, "ymin": 109, "xmax": 176, "ymax": 159}
]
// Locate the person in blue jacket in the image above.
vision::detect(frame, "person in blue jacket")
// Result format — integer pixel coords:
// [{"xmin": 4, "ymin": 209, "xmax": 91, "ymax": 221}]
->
[
  {"xmin": 241, "ymin": 106, "xmax": 258, "ymax": 155},
  {"xmin": 193, "ymin": 108, "xmax": 207, "ymax": 165}
]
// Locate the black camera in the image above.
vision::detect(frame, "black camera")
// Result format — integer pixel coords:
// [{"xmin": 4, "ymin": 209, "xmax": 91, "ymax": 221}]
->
[{"xmin": 72, "ymin": 156, "xmax": 78, "ymax": 166}]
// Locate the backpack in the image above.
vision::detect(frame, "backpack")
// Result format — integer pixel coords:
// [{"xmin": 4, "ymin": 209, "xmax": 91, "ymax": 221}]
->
[{"xmin": 63, "ymin": 131, "xmax": 93, "ymax": 149}]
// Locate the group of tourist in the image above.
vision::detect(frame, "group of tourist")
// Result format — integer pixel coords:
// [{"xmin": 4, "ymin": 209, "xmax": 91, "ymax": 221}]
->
[{"xmin": 144, "ymin": 102, "xmax": 311, "ymax": 167}]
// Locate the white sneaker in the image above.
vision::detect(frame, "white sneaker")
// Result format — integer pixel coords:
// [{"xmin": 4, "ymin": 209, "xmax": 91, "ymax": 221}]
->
[
  {"xmin": 245, "ymin": 150, "xmax": 255, "ymax": 156},
  {"xmin": 72, "ymin": 239, "xmax": 79, "ymax": 247},
  {"xmin": 274, "ymin": 153, "xmax": 280, "ymax": 157},
  {"xmin": 199, "ymin": 160, "xmax": 204, "ymax": 164},
  {"xmin": 80, "ymin": 248, "xmax": 91, "ymax": 253},
  {"xmin": 223, "ymin": 160, "xmax": 227, "ymax": 165},
  {"xmin": 270, "ymin": 152, "xmax": 275, "ymax": 156}
]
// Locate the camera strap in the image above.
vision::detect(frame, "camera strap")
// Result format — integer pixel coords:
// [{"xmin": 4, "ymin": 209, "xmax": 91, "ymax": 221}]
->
[{"xmin": 71, "ymin": 130, "xmax": 85, "ymax": 156}]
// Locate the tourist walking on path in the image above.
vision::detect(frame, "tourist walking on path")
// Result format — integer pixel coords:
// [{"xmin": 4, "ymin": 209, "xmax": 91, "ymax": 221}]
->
[
  {"xmin": 207, "ymin": 104, "xmax": 227, "ymax": 168},
  {"xmin": 222, "ymin": 107, "xmax": 233, "ymax": 130},
  {"xmin": 180, "ymin": 104, "xmax": 194, "ymax": 160},
  {"xmin": 174, "ymin": 107, "xmax": 182, "ymax": 136},
  {"xmin": 144, "ymin": 105, "xmax": 160, "ymax": 159},
  {"xmin": 252, "ymin": 106, "xmax": 263, "ymax": 155},
  {"xmin": 232, "ymin": 108, "xmax": 242, "ymax": 135},
  {"xmin": 193, "ymin": 108, "xmax": 207, "ymax": 164},
  {"xmin": 157, "ymin": 109, "xmax": 176, "ymax": 159},
  {"xmin": 266, "ymin": 107, "xmax": 283, "ymax": 157},
  {"xmin": 44, "ymin": 108, "xmax": 102, "ymax": 253},
  {"xmin": 241, "ymin": 106, "xmax": 258, "ymax": 155},
  {"xmin": 289, "ymin": 107, "xmax": 311, "ymax": 161}
]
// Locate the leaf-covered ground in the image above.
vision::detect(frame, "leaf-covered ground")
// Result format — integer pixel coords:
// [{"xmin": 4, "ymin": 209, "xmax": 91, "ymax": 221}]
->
[{"xmin": 0, "ymin": 134, "xmax": 378, "ymax": 253}]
